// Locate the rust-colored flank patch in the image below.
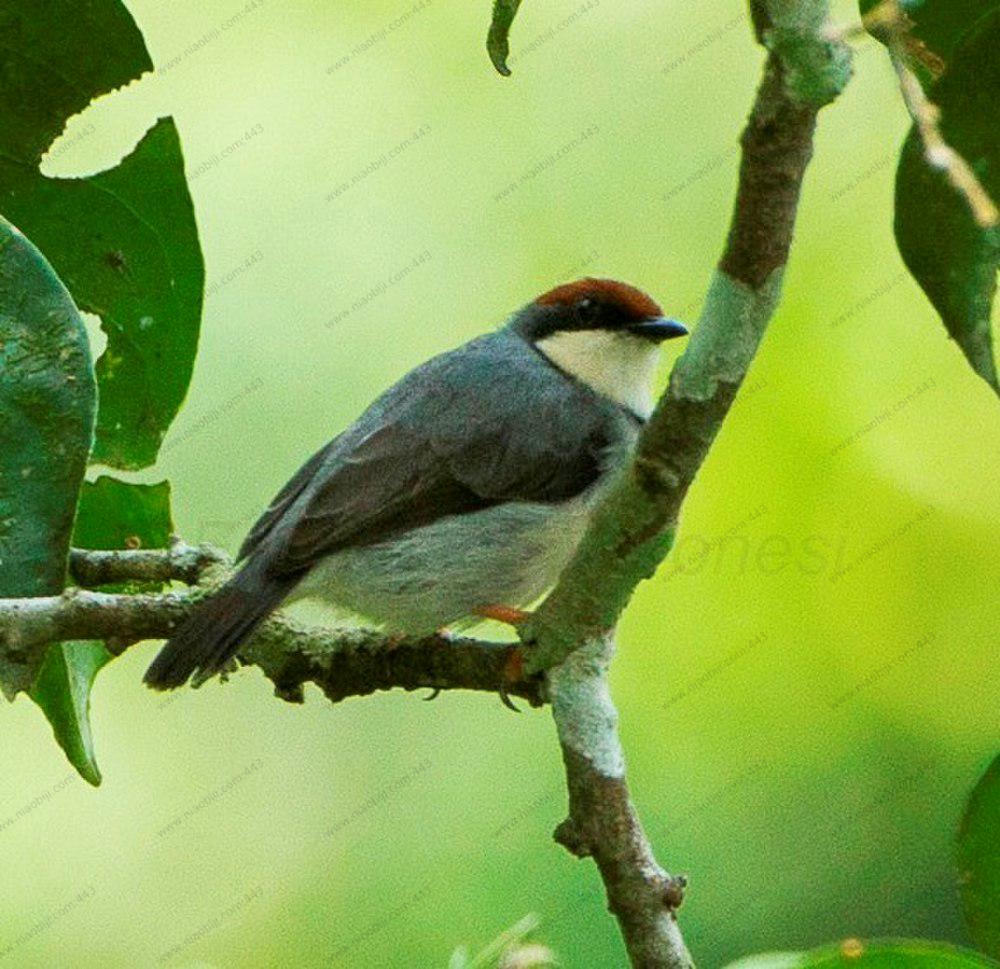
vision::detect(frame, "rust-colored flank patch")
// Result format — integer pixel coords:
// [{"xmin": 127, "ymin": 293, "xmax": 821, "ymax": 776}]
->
[{"xmin": 535, "ymin": 277, "xmax": 662, "ymax": 321}]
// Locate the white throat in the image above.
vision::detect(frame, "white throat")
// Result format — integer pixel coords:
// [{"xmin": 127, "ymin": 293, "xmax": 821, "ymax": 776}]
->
[{"xmin": 534, "ymin": 329, "xmax": 660, "ymax": 419}]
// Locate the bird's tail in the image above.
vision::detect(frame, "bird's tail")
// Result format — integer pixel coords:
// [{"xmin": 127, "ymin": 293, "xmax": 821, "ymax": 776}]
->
[{"xmin": 144, "ymin": 556, "xmax": 300, "ymax": 691}]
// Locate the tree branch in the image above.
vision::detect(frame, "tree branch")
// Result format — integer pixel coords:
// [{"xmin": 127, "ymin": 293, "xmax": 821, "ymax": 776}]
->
[
  {"xmin": 0, "ymin": 586, "xmax": 545, "ymax": 707},
  {"xmin": 521, "ymin": 7, "xmax": 851, "ymax": 675},
  {"xmin": 68, "ymin": 541, "xmax": 227, "ymax": 587},
  {"xmin": 550, "ymin": 637, "xmax": 692, "ymax": 969},
  {"xmin": 848, "ymin": 0, "xmax": 997, "ymax": 227},
  {"xmin": 521, "ymin": 4, "xmax": 851, "ymax": 967},
  {"xmin": 889, "ymin": 47, "xmax": 998, "ymax": 229}
]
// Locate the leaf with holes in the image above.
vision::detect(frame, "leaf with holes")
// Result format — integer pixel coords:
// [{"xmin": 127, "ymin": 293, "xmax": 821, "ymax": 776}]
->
[
  {"xmin": 893, "ymin": 9, "xmax": 1000, "ymax": 394},
  {"xmin": 0, "ymin": 0, "xmax": 204, "ymax": 469},
  {"xmin": 0, "ymin": 217, "xmax": 96, "ymax": 698},
  {"xmin": 957, "ymin": 754, "xmax": 1000, "ymax": 959}
]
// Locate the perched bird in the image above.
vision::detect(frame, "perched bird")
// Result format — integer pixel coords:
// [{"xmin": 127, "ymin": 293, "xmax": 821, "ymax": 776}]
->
[{"xmin": 144, "ymin": 278, "xmax": 687, "ymax": 690}]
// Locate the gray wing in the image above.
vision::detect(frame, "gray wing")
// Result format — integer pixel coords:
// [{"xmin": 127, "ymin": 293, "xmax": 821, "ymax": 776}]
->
[
  {"xmin": 236, "ymin": 439, "xmax": 337, "ymax": 561},
  {"xmin": 246, "ymin": 333, "xmax": 627, "ymax": 576}
]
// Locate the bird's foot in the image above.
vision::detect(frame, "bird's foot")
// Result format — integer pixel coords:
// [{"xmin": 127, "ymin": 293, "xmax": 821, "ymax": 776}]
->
[
  {"xmin": 470, "ymin": 605, "xmax": 535, "ymax": 711},
  {"xmin": 499, "ymin": 643, "xmax": 531, "ymax": 712},
  {"xmin": 383, "ymin": 632, "xmax": 407, "ymax": 651}
]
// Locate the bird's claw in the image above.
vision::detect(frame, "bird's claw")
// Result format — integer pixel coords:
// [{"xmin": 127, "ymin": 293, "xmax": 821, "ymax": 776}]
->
[
  {"xmin": 498, "ymin": 644, "xmax": 526, "ymax": 712},
  {"xmin": 499, "ymin": 683, "xmax": 521, "ymax": 712}
]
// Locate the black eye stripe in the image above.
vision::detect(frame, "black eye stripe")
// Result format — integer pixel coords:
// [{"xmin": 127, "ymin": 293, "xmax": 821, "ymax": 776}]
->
[
  {"xmin": 518, "ymin": 298, "xmax": 648, "ymax": 342},
  {"xmin": 576, "ymin": 297, "xmax": 600, "ymax": 325}
]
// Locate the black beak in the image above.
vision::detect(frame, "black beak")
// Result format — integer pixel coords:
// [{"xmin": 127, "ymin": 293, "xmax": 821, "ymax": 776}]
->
[{"xmin": 627, "ymin": 317, "xmax": 689, "ymax": 342}]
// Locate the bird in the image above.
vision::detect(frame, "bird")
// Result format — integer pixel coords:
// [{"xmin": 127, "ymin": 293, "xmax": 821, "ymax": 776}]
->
[{"xmin": 144, "ymin": 278, "xmax": 687, "ymax": 690}]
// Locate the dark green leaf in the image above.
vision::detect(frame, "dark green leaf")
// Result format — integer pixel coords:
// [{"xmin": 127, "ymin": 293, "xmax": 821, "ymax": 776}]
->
[
  {"xmin": 0, "ymin": 217, "xmax": 96, "ymax": 697},
  {"xmin": 74, "ymin": 476, "xmax": 172, "ymax": 551},
  {"xmin": 32, "ymin": 477, "xmax": 173, "ymax": 782},
  {"xmin": 859, "ymin": 0, "xmax": 1000, "ymax": 72},
  {"xmin": 0, "ymin": 3, "xmax": 149, "ymax": 161},
  {"xmin": 0, "ymin": 1, "xmax": 204, "ymax": 469},
  {"xmin": 957, "ymin": 754, "xmax": 1000, "ymax": 958},
  {"xmin": 893, "ymin": 9, "xmax": 1000, "ymax": 394},
  {"xmin": 724, "ymin": 940, "xmax": 1000, "ymax": 968},
  {"xmin": 487, "ymin": 0, "xmax": 524, "ymax": 76},
  {"xmin": 73, "ymin": 475, "xmax": 173, "ymax": 592},
  {"xmin": 29, "ymin": 641, "xmax": 112, "ymax": 786}
]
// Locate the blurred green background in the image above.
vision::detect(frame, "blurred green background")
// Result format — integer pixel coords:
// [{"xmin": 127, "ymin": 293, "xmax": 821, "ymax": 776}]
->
[{"xmin": 3, "ymin": 0, "xmax": 999, "ymax": 966}]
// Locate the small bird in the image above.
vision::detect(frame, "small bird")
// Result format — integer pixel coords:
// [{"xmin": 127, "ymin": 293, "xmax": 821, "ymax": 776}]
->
[{"xmin": 144, "ymin": 278, "xmax": 687, "ymax": 690}]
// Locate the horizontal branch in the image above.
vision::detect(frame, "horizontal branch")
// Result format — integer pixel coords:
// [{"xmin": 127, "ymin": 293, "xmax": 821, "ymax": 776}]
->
[
  {"xmin": 0, "ymin": 587, "xmax": 544, "ymax": 707},
  {"xmin": 68, "ymin": 541, "xmax": 227, "ymax": 587}
]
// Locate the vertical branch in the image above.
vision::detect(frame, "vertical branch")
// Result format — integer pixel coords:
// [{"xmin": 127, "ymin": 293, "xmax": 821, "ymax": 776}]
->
[
  {"xmin": 718, "ymin": 55, "xmax": 819, "ymax": 287},
  {"xmin": 522, "ymin": 4, "xmax": 851, "ymax": 677},
  {"xmin": 534, "ymin": 3, "xmax": 852, "ymax": 966},
  {"xmin": 550, "ymin": 636, "xmax": 692, "ymax": 969}
]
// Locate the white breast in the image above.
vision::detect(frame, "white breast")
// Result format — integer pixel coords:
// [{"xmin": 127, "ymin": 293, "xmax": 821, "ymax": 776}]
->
[{"xmin": 534, "ymin": 329, "xmax": 660, "ymax": 419}]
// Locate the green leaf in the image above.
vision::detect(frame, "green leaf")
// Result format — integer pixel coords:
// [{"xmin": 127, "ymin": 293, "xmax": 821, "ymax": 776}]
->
[
  {"xmin": 860, "ymin": 0, "xmax": 1000, "ymax": 71},
  {"xmin": 893, "ymin": 9, "xmax": 1000, "ymax": 394},
  {"xmin": 487, "ymin": 0, "xmax": 524, "ymax": 76},
  {"xmin": 0, "ymin": 1, "xmax": 204, "ymax": 469},
  {"xmin": 30, "ymin": 477, "xmax": 173, "ymax": 782},
  {"xmin": 29, "ymin": 641, "xmax": 112, "ymax": 786},
  {"xmin": 74, "ymin": 476, "xmax": 173, "ymax": 550},
  {"xmin": 73, "ymin": 475, "xmax": 173, "ymax": 593},
  {"xmin": 723, "ymin": 940, "xmax": 1000, "ymax": 968},
  {"xmin": 957, "ymin": 754, "xmax": 1000, "ymax": 958},
  {"xmin": 0, "ymin": 217, "xmax": 96, "ymax": 697}
]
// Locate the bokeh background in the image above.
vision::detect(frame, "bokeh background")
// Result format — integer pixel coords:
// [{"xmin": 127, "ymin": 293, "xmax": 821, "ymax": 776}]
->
[{"xmin": 3, "ymin": 0, "xmax": 999, "ymax": 966}]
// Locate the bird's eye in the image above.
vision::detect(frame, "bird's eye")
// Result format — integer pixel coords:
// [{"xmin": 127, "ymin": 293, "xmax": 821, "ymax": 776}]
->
[{"xmin": 576, "ymin": 297, "xmax": 598, "ymax": 322}]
